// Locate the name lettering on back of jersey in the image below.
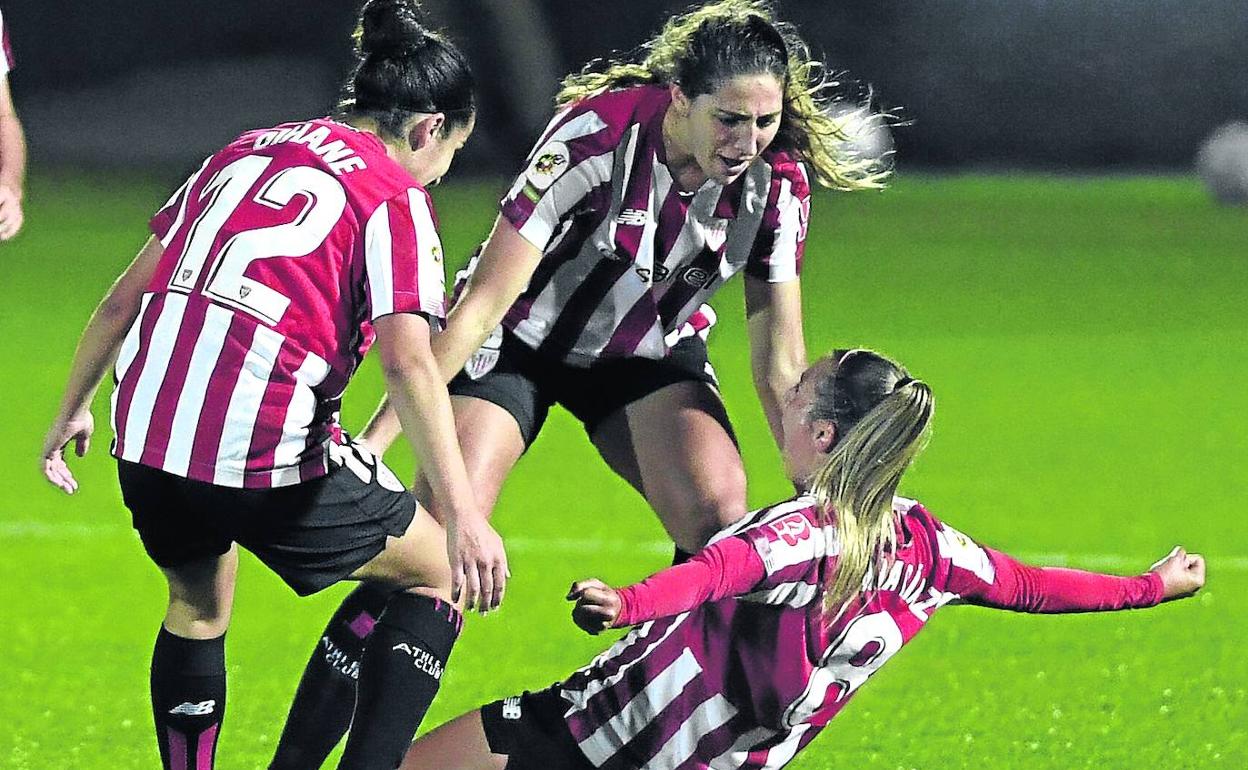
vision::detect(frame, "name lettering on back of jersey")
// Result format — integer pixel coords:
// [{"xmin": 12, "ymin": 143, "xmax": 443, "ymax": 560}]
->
[{"xmin": 253, "ymin": 123, "xmax": 368, "ymax": 175}]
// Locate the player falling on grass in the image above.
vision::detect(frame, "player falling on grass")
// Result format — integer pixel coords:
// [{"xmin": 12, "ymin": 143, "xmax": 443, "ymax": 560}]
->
[
  {"xmin": 0, "ymin": 6, "xmax": 26, "ymax": 240},
  {"xmin": 271, "ymin": 3, "xmax": 887, "ymax": 763},
  {"xmin": 39, "ymin": 2, "xmax": 507, "ymax": 768},
  {"xmin": 396, "ymin": 348, "xmax": 1206, "ymax": 770}
]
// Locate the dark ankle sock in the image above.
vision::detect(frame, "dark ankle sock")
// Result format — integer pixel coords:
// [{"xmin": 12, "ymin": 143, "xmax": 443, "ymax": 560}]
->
[
  {"xmin": 151, "ymin": 627, "xmax": 226, "ymax": 770},
  {"xmin": 673, "ymin": 546, "xmax": 695, "ymax": 565},
  {"xmin": 270, "ymin": 584, "xmax": 391, "ymax": 769},
  {"xmin": 337, "ymin": 593, "xmax": 462, "ymax": 770}
]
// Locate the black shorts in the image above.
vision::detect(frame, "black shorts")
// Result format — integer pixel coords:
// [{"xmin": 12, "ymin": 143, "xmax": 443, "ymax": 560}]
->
[
  {"xmin": 117, "ymin": 443, "xmax": 416, "ymax": 596},
  {"xmin": 480, "ymin": 686, "xmax": 594, "ymax": 770},
  {"xmin": 449, "ymin": 326, "xmax": 724, "ymax": 447}
]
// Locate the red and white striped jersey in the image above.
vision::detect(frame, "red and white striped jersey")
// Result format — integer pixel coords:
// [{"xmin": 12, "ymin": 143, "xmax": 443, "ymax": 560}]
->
[
  {"xmin": 111, "ymin": 118, "xmax": 447, "ymax": 488},
  {"xmin": 558, "ymin": 495, "xmax": 1163, "ymax": 769},
  {"xmin": 1, "ymin": 9, "xmax": 14, "ymax": 75},
  {"xmin": 494, "ymin": 85, "xmax": 810, "ymax": 366}
]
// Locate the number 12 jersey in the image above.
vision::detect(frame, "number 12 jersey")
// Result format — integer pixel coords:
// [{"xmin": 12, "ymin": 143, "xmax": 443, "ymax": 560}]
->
[{"xmin": 111, "ymin": 118, "xmax": 447, "ymax": 488}]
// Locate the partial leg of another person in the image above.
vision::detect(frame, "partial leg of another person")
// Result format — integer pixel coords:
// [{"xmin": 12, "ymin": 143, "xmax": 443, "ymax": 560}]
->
[
  {"xmin": 590, "ymin": 376, "xmax": 749, "ymax": 558},
  {"xmin": 270, "ymin": 397, "xmax": 532, "ymax": 769}
]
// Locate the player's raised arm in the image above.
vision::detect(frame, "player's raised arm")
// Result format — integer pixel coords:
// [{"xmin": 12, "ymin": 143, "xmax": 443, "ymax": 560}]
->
[
  {"xmin": 41, "ymin": 236, "xmax": 163, "ymax": 493},
  {"xmin": 944, "ymin": 529, "xmax": 1206, "ymax": 612}
]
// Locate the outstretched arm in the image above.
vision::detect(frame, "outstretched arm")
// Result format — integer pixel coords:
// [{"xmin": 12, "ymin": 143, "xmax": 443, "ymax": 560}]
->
[
  {"xmin": 42, "ymin": 236, "xmax": 164, "ymax": 493},
  {"xmin": 965, "ymin": 545, "xmax": 1205, "ymax": 612},
  {"xmin": 568, "ymin": 535, "xmax": 767, "ymax": 634}
]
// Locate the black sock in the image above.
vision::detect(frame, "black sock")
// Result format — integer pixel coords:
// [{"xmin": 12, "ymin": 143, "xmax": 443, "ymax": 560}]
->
[
  {"xmin": 151, "ymin": 627, "xmax": 226, "ymax": 770},
  {"xmin": 673, "ymin": 546, "xmax": 695, "ymax": 565},
  {"xmin": 270, "ymin": 584, "xmax": 391, "ymax": 770},
  {"xmin": 337, "ymin": 593, "xmax": 462, "ymax": 770}
]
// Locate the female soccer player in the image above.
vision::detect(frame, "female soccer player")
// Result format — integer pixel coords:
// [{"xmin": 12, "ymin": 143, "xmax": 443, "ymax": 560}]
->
[
  {"xmin": 39, "ymin": 2, "xmax": 504, "ymax": 768},
  {"xmin": 274, "ymin": 3, "xmax": 885, "ymax": 763},
  {"xmin": 397, "ymin": 348, "xmax": 1206, "ymax": 770}
]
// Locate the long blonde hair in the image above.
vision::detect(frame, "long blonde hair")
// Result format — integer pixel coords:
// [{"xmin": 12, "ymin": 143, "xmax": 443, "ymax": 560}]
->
[
  {"xmin": 555, "ymin": 0, "xmax": 888, "ymax": 191},
  {"xmin": 805, "ymin": 350, "xmax": 934, "ymax": 616}
]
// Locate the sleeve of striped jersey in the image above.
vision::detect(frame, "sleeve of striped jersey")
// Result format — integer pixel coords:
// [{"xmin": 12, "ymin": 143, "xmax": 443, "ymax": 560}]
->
[
  {"xmin": 613, "ymin": 536, "xmax": 768, "ymax": 627},
  {"xmin": 0, "ymin": 11, "xmax": 13, "ymax": 74},
  {"xmin": 732, "ymin": 508, "xmax": 830, "ymax": 606},
  {"xmin": 149, "ymin": 172, "xmax": 195, "ymax": 241},
  {"xmin": 362, "ymin": 188, "xmax": 448, "ymax": 328},
  {"xmin": 498, "ymin": 106, "xmax": 614, "ymax": 251},
  {"xmin": 935, "ymin": 521, "xmax": 1166, "ymax": 612},
  {"xmin": 745, "ymin": 162, "xmax": 811, "ymax": 283}
]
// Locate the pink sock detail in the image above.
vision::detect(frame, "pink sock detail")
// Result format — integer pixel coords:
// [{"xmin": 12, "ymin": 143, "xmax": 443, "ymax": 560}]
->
[
  {"xmin": 347, "ymin": 611, "xmax": 376, "ymax": 639},
  {"xmin": 195, "ymin": 723, "xmax": 219, "ymax": 769},
  {"xmin": 167, "ymin": 727, "xmax": 188, "ymax": 770}
]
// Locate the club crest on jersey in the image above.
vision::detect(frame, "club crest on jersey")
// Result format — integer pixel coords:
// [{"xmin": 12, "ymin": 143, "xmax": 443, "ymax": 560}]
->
[
  {"xmin": 770, "ymin": 513, "xmax": 812, "ymax": 546},
  {"xmin": 525, "ymin": 141, "xmax": 570, "ymax": 193}
]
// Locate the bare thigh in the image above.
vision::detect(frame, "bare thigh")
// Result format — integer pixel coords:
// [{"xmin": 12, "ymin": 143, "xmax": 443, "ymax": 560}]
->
[
  {"xmin": 161, "ymin": 545, "xmax": 239, "ymax": 639},
  {"xmin": 400, "ymin": 710, "xmax": 503, "ymax": 770},
  {"xmin": 414, "ymin": 395, "xmax": 528, "ymax": 522},
  {"xmin": 591, "ymin": 380, "xmax": 748, "ymax": 553}
]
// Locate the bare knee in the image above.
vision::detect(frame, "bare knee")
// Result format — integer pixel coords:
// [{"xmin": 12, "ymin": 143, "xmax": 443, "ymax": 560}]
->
[{"xmin": 654, "ymin": 468, "xmax": 748, "ymax": 552}]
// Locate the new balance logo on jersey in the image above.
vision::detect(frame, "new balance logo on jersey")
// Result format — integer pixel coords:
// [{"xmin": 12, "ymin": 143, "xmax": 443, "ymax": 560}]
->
[
  {"xmin": 615, "ymin": 208, "xmax": 649, "ymax": 226},
  {"xmin": 502, "ymin": 695, "xmax": 522, "ymax": 720},
  {"xmin": 392, "ymin": 643, "xmax": 445, "ymax": 680},
  {"xmin": 168, "ymin": 700, "xmax": 216, "ymax": 717}
]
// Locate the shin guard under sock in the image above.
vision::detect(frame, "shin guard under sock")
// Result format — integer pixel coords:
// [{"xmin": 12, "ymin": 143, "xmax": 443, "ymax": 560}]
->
[
  {"xmin": 269, "ymin": 584, "xmax": 391, "ymax": 769},
  {"xmin": 336, "ymin": 593, "xmax": 462, "ymax": 770},
  {"xmin": 151, "ymin": 627, "xmax": 226, "ymax": 770}
]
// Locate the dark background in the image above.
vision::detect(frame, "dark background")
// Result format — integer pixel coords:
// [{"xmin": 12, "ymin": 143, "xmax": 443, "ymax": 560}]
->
[{"xmin": 5, "ymin": 0, "xmax": 1245, "ymax": 173}]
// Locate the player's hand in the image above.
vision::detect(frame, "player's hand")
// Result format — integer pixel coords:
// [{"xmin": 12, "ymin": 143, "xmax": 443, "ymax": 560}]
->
[
  {"xmin": 567, "ymin": 579, "xmax": 621, "ymax": 635},
  {"xmin": 0, "ymin": 185, "xmax": 24, "ymax": 241},
  {"xmin": 447, "ymin": 512, "xmax": 509, "ymax": 614},
  {"xmin": 1149, "ymin": 545, "xmax": 1206, "ymax": 601},
  {"xmin": 41, "ymin": 410, "xmax": 95, "ymax": 494}
]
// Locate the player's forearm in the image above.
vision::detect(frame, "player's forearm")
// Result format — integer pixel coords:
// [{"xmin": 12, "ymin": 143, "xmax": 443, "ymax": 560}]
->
[
  {"xmin": 357, "ymin": 394, "xmax": 403, "ymax": 454},
  {"xmin": 381, "ymin": 351, "xmax": 477, "ymax": 522},
  {"xmin": 614, "ymin": 537, "xmax": 765, "ymax": 626},
  {"xmin": 0, "ymin": 114, "xmax": 26, "ymax": 195},
  {"xmin": 975, "ymin": 548, "xmax": 1165, "ymax": 613},
  {"xmin": 745, "ymin": 278, "xmax": 806, "ymax": 451},
  {"xmin": 56, "ymin": 285, "xmax": 141, "ymax": 418}
]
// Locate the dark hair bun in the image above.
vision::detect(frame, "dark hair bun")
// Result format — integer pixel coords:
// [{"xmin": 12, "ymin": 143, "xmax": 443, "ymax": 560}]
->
[{"xmin": 358, "ymin": 0, "xmax": 429, "ymax": 58}]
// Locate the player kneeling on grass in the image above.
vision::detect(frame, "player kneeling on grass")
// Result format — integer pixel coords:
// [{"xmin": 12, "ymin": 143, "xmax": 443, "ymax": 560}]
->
[{"xmin": 398, "ymin": 348, "xmax": 1205, "ymax": 770}]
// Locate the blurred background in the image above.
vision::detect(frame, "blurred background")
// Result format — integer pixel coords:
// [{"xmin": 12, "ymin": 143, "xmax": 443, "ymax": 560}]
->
[{"xmin": 6, "ymin": 0, "xmax": 1248, "ymax": 176}]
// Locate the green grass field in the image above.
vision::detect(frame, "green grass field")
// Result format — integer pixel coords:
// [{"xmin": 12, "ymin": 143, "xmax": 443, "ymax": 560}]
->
[{"xmin": 2, "ymin": 171, "xmax": 1244, "ymax": 768}]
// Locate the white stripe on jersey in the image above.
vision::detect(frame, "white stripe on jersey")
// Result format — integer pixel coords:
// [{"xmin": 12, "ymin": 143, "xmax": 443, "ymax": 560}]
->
[
  {"xmin": 577, "ymin": 646, "xmax": 704, "ymax": 767},
  {"xmin": 110, "ymin": 293, "xmax": 154, "ymax": 444},
  {"xmin": 158, "ymin": 157, "xmax": 212, "ymax": 249},
  {"xmin": 562, "ymin": 613, "xmax": 690, "ymax": 710},
  {"xmin": 647, "ymin": 694, "xmax": 737, "ymax": 770},
  {"xmin": 271, "ymin": 351, "xmax": 332, "ymax": 486},
  {"xmin": 120, "ymin": 293, "xmax": 189, "ymax": 462},
  {"xmin": 708, "ymin": 726, "xmax": 777, "ymax": 770},
  {"xmin": 741, "ymin": 581, "xmax": 820, "ymax": 609},
  {"xmin": 364, "ymin": 201, "xmax": 396, "ymax": 318},
  {"xmin": 163, "ymin": 303, "xmax": 234, "ymax": 476},
  {"xmin": 212, "ymin": 324, "xmax": 284, "ymax": 486},
  {"xmin": 707, "ymin": 496, "xmax": 818, "ymax": 545},
  {"xmin": 408, "ymin": 188, "xmax": 446, "ymax": 325},
  {"xmin": 763, "ymin": 525, "xmax": 837, "ymax": 574},
  {"xmin": 766, "ymin": 175, "xmax": 801, "ymax": 283},
  {"xmin": 518, "ymin": 150, "xmax": 615, "ymax": 251},
  {"xmin": 602, "ymin": 124, "xmax": 642, "ymax": 250},
  {"xmin": 760, "ymin": 724, "xmax": 811, "ymax": 770}
]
